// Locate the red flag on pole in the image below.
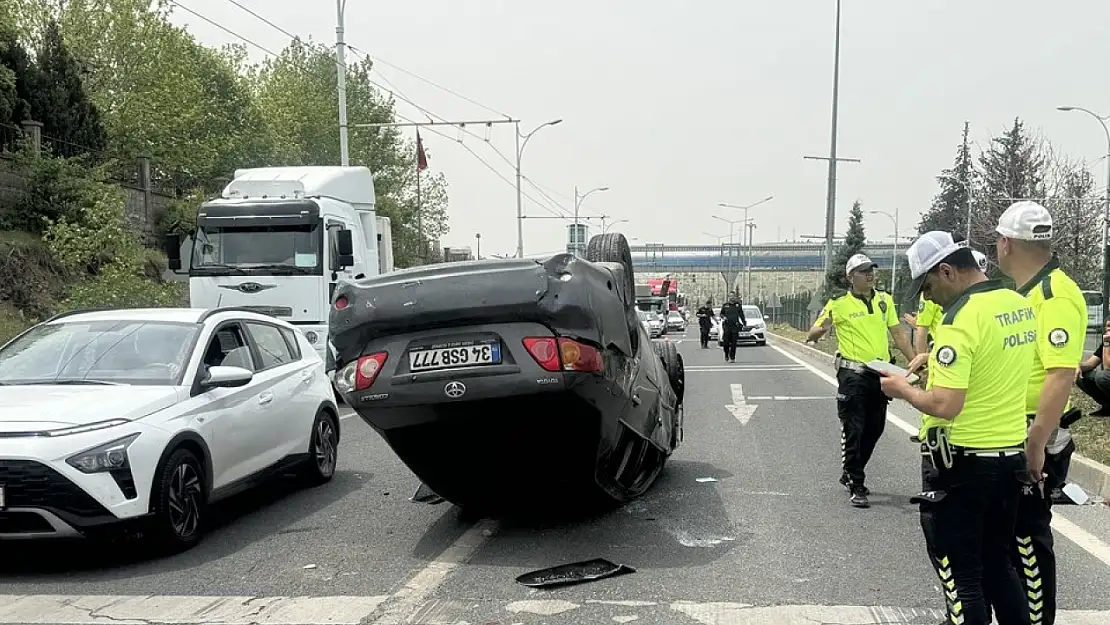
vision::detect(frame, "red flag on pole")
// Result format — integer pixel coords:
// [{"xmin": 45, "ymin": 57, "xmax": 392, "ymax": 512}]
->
[{"xmin": 416, "ymin": 130, "xmax": 428, "ymax": 171}]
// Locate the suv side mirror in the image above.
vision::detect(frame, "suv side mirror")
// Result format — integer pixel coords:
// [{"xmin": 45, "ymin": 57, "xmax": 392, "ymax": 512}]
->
[
  {"xmin": 162, "ymin": 234, "xmax": 183, "ymax": 271},
  {"xmin": 336, "ymin": 229, "xmax": 354, "ymax": 268},
  {"xmin": 202, "ymin": 365, "xmax": 253, "ymax": 389}
]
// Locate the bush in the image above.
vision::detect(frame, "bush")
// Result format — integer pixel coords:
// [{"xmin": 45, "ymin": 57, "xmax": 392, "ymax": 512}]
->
[
  {"xmin": 157, "ymin": 188, "xmax": 205, "ymax": 238},
  {"xmin": 0, "ymin": 148, "xmax": 112, "ymax": 234},
  {"xmin": 0, "ymin": 230, "xmax": 73, "ymax": 318},
  {"xmin": 60, "ymin": 263, "xmax": 187, "ymax": 310}
]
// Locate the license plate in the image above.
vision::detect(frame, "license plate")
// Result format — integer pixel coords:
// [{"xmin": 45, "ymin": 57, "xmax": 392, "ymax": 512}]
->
[{"xmin": 409, "ymin": 343, "xmax": 501, "ymax": 372}]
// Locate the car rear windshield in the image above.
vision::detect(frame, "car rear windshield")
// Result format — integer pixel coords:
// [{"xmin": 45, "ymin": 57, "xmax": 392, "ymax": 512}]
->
[{"xmin": 0, "ymin": 320, "xmax": 201, "ymax": 386}]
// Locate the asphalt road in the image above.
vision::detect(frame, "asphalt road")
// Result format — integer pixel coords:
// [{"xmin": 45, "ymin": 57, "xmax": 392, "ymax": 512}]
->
[{"xmin": 4, "ymin": 329, "xmax": 1110, "ymax": 624}]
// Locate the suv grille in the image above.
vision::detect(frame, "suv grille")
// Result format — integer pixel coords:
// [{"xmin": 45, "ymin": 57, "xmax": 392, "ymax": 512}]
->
[{"xmin": 0, "ymin": 460, "xmax": 111, "ymax": 518}]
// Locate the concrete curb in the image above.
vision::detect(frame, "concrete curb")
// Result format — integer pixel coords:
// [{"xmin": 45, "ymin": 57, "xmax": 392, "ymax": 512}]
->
[{"xmin": 768, "ymin": 330, "xmax": 1110, "ymax": 501}]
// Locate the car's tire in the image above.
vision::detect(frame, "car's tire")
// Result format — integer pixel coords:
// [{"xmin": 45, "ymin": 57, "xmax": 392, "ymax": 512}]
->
[
  {"xmin": 147, "ymin": 447, "xmax": 207, "ymax": 553},
  {"xmin": 653, "ymin": 340, "xmax": 685, "ymax": 405},
  {"xmin": 304, "ymin": 410, "xmax": 340, "ymax": 485},
  {"xmin": 585, "ymin": 232, "xmax": 636, "ymax": 311}
]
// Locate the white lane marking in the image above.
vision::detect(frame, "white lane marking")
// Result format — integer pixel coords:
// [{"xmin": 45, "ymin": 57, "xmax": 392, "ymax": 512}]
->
[
  {"xmin": 339, "ymin": 408, "xmax": 357, "ymax": 420},
  {"xmin": 669, "ymin": 603, "xmax": 1110, "ymax": 624},
  {"xmin": 768, "ymin": 343, "xmax": 1110, "ymax": 570},
  {"xmin": 685, "ymin": 366, "xmax": 806, "ymax": 372},
  {"xmin": 746, "ymin": 396, "xmax": 836, "ymax": 400},
  {"xmin": 370, "ymin": 518, "xmax": 498, "ymax": 624},
  {"xmin": 725, "ymin": 383, "xmax": 757, "ymax": 425},
  {"xmin": 768, "ymin": 345, "xmax": 917, "ymax": 437},
  {"xmin": 0, "ymin": 594, "xmax": 389, "ymax": 624}
]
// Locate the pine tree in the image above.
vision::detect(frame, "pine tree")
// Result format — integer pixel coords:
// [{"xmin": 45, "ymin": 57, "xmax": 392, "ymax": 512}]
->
[
  {"xmin": 28, "ymin": 20, "xmax": 106, "ymax": 156},
  {"xmin": 919, "ymin": 122, "xmax": 974, "ymax": 237},
  {"xmin": 821, "ymin": 200, "xmax": 867, "ymax": 299},
  {"xmin": 0, "ymin": 19, "xmax": 36, "ymax": 127},
  {"xmin": 976, "ymin": 118, "xmax": 1046, "ymax": 259}
]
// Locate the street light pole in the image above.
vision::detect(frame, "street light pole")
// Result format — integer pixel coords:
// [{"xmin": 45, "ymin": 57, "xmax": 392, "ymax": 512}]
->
[
  {"xmin": 824, "ymin": 0, "xmax": 843, "ymax": 276},
  {"xmin": 475, "ymin": 233, "xmax": 481, "ymax": 260},
  {"xmin": 515, "ymin": 119, "xmax": 563, "ymax": 258},
  {"xmin": 572, "ymin": 185, "xmax": 609, "ymax": 257},
  {"xmin": 745, "ymin": 221, "xmax": 758, "ymax": 295},
  {"xmin": 868, "ymin": 209, "xmax": 899, "ymax": 291},
  {"xmin": 1058, "ymin": 105, "xmax": 1110, "ymax": 323},
  {"xmin": 335, "ymin": 0, "xmax": 349, "ymax": 166}
]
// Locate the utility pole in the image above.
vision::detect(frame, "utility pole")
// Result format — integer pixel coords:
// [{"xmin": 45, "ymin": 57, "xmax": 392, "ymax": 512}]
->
[
  {"xmin": 806, "ymin": 0, "xmax": 863, "ymax": 278},
  {"xmin": 515, "ymin": 120, "xmax": 563, "ymax": 257},
  {"xmin": 475, "ymin": 233, "xmax": 481, "ymax": 260},
  {"xmin": 335, "ymin": 0, "xmax": 349, "ymax": 166},
  {"xmin": 745, "ymin": 221, "xmax": 757, "ymax": 295},
  {"xmin": 572, "ymin": 185, "xmax": 609, "ymax": 257}
]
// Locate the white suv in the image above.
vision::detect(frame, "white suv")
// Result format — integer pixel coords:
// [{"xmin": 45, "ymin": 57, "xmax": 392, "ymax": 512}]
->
[{"xmin": 0, "ymin": 307, "xmax": 340, "ymax": 552}]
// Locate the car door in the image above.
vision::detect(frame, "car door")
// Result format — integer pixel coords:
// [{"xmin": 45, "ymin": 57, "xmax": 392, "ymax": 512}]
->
[
  {"xmin": 191, "ymin": 322, "xmax": 272, "ymax": 488},
  {"xmin": 242, "ymin": 321, "xmax": 310, "ymax": 462}
]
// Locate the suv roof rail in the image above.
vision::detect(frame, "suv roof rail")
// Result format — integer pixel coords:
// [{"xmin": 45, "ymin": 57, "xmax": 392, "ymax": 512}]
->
[{"xmin": 196, "ymin": 306, "xmax": 284, "ymax": 324}]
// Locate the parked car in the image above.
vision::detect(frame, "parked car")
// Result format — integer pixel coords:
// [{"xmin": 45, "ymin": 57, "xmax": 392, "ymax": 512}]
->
[
  {"xmin": 330, "ymin": 233, "xmax": 685, "ymax": 512},
  {"xmin": 0, "ymin": 307, "xmax": 340, "ymax": 551},
  {"xmin": 639, "ymin": 308, "xmax": 664, "ymax": 338},
  {"xmin": 666, "ymin": 311, "xmax": 687, "ymax": 332}
]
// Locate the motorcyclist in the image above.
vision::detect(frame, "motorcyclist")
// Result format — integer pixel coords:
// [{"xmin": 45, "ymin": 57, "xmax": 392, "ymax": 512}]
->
[
  {"xmin": 719, "ymin": 295, "xmax": 748, "ymax": 362},
  {"xmin": 695, "ymin": 299, "xmax": 716, "ymax": 348}
]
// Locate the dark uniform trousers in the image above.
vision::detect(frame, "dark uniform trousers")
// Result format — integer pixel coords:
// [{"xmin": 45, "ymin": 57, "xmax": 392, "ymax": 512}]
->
[
  {"xmin": 835, "ymin": 367, "xmax": 888, "ymax": 487},
  {"xmin": 919, "ymin": 451, "xmax": 1030, "ymax": 625},
  {"xmin": 722, "ymin": 323, "xmax": 740, "ymax": 360},
  {"xmin": 1006, "ymin": 426, "xmax": 1062, "ymax": 625}
]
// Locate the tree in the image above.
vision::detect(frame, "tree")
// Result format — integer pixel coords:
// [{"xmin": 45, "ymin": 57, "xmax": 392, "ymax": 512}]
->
[
  {"xmin": 0, "ymin": 17, "xmax": 36, "ymax": 127},
  {"xmin": 919, "ymin": 122, "xmax": 974, "ymax": 237},
  {"xmin": 821, "ymin": 200, "xmax": 867, "ymax": 299},
  {"xmin": 975, "ymin": 118, "xmax": 1047, "ymax": 260},
  {"xmin": 47, "ymin": 0, "xmax": 274, "ymax": 187},
  {"xmin": 1043, "ymin": 149, "xmax": 1101, "ymax": 289},
  {"xmin": 27, "ymin": 19, "xmax": 107, "ymax": 156},
  {"xmin": 250, "ymin": 40, "xmax": 449, "ymax": 266}
]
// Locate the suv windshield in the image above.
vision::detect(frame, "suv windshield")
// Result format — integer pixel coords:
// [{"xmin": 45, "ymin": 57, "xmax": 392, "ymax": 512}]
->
[
  {"xmin": 191, "ymin": 223, "xmax": 323, "ymax": 274},
  {"xmin": 0, "ymin": 320, "xmax": 201, "ymax": 386}
]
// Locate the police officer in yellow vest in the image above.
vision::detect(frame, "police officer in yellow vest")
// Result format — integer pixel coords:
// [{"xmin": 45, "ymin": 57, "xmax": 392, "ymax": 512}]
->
[
  {"xmin": 807, "ymin": 253, "xmax": 915, "ymax": 508},
  {"xmin": 905, "ymin": 251, "xmax": 988, "ymax": 360},
  {"xmin": 880, "ymin": 231, "xmax": 1036, "ymax": 625},
  {"xmin": 994, "ymin": 201, "xmax": 1087, "ymax": 625}
]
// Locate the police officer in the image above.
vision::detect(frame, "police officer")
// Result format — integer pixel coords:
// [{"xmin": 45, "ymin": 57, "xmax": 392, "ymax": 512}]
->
[
  {"xmin": 695, "ymin": 299, "xmax": 716, "ymax": 348},
  {"xmin": 881, "ymin": 231, "xmax": 1035, "ymax": 625},
  {"xmin": 807, "ymin": 253, "xmax": 915, "ymax": 507},
  {"xmin": 719, "ymin": 295, "xmax": 747, "ymax": 362},
  {"xmin": 994, "ymin": 201, "xmax": 1086, "ymax": 625},
  {"xmin": 905, "ymin": 250, "xmax": 989, "ymax": 365}
]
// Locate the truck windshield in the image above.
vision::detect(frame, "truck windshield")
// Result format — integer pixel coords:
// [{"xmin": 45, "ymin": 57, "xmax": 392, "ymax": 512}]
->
[{"xmin": 191, "ymin": 224, "xmax": 323, "ymax": 274}]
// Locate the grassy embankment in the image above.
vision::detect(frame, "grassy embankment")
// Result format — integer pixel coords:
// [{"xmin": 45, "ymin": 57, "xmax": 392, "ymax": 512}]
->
[{"xmin": 770, "ymin": 323, "xmax": 1110, "ymax": 466}]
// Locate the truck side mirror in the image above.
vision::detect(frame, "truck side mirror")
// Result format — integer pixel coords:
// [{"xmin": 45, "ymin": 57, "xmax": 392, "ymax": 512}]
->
[
  {"xmin": 336, "ymin": 229, "xmax": 354, "ymax": 268},
  {"xmin": 162, "ymin": 234, "xmax": 182, "ymax": 271}
]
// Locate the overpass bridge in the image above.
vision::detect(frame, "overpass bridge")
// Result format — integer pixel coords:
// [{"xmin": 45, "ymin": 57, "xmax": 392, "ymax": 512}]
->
[
  {"xmin": 629, "ymin": 242, "xmax": 899, "ymax": 272},
  {"xmin": 628, "ymin": 242, "xmax": 901, "ymax": 291}
]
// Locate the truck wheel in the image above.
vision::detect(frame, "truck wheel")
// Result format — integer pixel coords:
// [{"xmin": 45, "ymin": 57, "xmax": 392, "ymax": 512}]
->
[
  {"xmin": 652, "ymin": 340, "xmax": 685, "ymax": 405},
  {"xmin": 585, "ymin": 232, "xmax": 636, "ymax": 312}
]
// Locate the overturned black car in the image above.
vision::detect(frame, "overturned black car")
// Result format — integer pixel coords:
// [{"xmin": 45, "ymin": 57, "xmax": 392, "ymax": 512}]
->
[{"xmin": 328, "ymin": 233, "xmax": 685, "ymax": 511}]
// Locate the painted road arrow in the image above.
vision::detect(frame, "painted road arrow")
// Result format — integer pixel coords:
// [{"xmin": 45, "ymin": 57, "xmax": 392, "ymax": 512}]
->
[{"xmin": 725, "ymin": 383, "xmax": 758, "ymax": 425}]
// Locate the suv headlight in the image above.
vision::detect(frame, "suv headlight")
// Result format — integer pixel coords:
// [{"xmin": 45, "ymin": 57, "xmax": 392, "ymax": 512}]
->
[{"xmin": 66, "ymin": 433, "xmax": 141, "ymax": 474}]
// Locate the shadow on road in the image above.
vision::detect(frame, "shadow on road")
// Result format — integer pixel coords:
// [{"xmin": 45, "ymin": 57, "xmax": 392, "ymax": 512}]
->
[
  {"xmin": 452, "ymin": 459, "xmax": 746, "ymax": 570},
  {"xmin": 0, "ymin": 469, "xmax": 364, "ymax": 578}
]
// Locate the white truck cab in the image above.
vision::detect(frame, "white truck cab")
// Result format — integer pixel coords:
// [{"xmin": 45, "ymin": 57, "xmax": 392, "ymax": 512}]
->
[{"xmin": 164, "ymin": 166, "xmax": 393, "ymax": 371}]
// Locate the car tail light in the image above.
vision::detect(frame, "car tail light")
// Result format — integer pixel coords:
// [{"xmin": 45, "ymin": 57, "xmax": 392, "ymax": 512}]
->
[
  {"xmin": 558, "ymin": 338, "xmax": 602, "ymax": 372},
  {"xmin": 522, "ymin": 337, "xmax": 602, "ymax": 373},
  {"xmin": 355, "ymin": 352, "xmax": 388, "ymax": 390},
  {"xmin": 335, "ymin": 296, "xmax": 350, "ymax": 310},
  {"xmin": 523, "ymin": 337, "xmax": 560, "ymax": 371}
]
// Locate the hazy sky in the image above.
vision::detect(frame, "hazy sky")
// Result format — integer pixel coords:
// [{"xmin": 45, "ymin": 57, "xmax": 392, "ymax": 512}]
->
[{"xmin": 171, "ymin": 0, "xmax": 1110, "ymax": 257}]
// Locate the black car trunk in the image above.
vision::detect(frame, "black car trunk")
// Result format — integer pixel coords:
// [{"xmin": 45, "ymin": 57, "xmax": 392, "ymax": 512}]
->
[{"xmin": 329, "ymin": 254, "xmax": 636, "ymax": 369}]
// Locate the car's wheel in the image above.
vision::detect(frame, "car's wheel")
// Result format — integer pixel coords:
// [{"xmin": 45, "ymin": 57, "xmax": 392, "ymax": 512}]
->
[
  {"xmin": 585, "ymin": 232, "xmax": 636, "ymax": 311},
  {"xmin": 304, "ymin": 410, "xmax": 339, "ymax": 485},
  {"xmin": 148, "ymin": 447, "xmax": 207, "ymax": 553}
]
